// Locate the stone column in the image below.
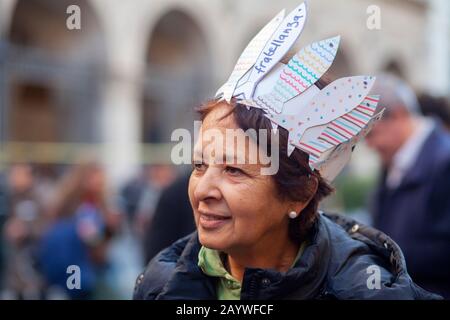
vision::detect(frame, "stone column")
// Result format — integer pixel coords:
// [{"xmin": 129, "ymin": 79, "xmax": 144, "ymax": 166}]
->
[
  {"xmin": 426, "ymin": 0, "xmax": 450, "ymax": 96},
  {"xmin": 95, "ymin": 2, "xmax": 147, "ymax": 187}
]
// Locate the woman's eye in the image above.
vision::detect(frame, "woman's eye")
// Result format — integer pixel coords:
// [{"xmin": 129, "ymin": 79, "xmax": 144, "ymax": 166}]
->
[
  {"xmin": 225, "ymin": 166, "xmax": 245, "ymax": 176},
  {"xmin": 193, "ymin": 162, "xmax": 207, "ymax": 172}
]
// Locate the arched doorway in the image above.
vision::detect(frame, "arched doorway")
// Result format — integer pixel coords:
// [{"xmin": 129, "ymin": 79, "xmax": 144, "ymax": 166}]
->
[
  {"xmin": 5, "ymin": 0, "xmax": 106, "ymax": 145},
  {"xmin": 142, "ymin": 10, "xmax": 212, "ymax": 144}
]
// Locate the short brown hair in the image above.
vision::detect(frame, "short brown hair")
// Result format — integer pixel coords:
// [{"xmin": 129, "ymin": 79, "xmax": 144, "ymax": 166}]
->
[{"xmin": 196, "ymin": 99, "xmax": 334, "ymax": 243}]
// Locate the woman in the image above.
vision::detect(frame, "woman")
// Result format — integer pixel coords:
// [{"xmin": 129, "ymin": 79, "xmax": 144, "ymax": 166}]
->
[
  {"xmin": 133, "ymin": 99, "xmax": 442, "ymax": 300},
  {"xmin": 39, "ymin": 163, "xmax": 121, "ymax": 299},
  {"xmin": 134, "ymin": 3, "xmax": 441, "ymax": 300}
]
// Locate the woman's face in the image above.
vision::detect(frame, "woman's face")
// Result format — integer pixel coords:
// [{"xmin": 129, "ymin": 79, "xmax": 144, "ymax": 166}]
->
[{"xmin": 188, "ymin": 103, "xmax": 296, "ymax": 253}]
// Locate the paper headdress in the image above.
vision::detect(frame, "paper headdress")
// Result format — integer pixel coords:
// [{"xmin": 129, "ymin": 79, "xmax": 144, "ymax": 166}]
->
[{"xmin": 215, "ymin": 2, "xmax": 383, "ymax": 181}]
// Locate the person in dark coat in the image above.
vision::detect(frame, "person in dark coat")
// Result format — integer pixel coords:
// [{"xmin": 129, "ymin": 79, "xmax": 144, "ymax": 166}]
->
[
  {"xmin": 143, "ymin": 172, "xmax": 196, "ymax": 263},
  {"xmin": 366, "ymin": 74, "xmax": 450, "ymax": 298}
]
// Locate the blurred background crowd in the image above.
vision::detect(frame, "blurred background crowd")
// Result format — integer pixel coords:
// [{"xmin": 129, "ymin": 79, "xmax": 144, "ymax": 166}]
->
[{"xmin": 0, "ymin": 0, "xmax": 449, "ymax": 299}]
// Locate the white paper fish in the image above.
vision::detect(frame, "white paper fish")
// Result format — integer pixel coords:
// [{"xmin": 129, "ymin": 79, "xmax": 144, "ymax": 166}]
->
[
  {"xmin": 215, "ymin": 9, "xmax": 286, "ymax": 102},
  {"xmin": 256, "ymin": 36, "xmax": 341, "ymax": 115},
  {"xmin": 314, "ymin": 109, "xmax": 385, "ymax": 181},
  {"xmin": 233, "ymin": 2, "xmax": 307, "ymax": 99},
  {"xmin": 265, "ymin": 76, "xmax": 377, "ymax": 155},
  {"xmin": 300, "ymin": 95, "xmax": 380, "ymax": 167}
]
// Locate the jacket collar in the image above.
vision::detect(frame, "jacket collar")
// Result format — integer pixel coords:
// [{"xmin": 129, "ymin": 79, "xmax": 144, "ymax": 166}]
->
[
  {"xmin": 155, "ymin": 215, "xmax": 332, "ymax": 300},
  {"xmin": 156, "ymin": 233, "xmax": 217, "ymax": 300},
  {"xmin": 249, "ymin": 216, "xmax": 331, "ymax": 300}
]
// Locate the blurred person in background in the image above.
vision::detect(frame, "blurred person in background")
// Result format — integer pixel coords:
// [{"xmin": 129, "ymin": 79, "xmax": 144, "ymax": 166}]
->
[
  {"xmin": 32, "ymin": 164, "xmax": 61, "ymax": 214},
  {"xmin": 418, "ymin": 94, "xmax": 450, "ymax": 131},
  {"xmin": 1, "ymin": 164, "xmax": 46, "ymax": 299},
  {"xmin": 38, "ymin": 162, "xmax": 122, "ymax": 299},
  {"xmin": 366, "ymin": 73, "xmax": 450, "ymax": 298},
  {"xmin": 133, "ymin": 165, "xmax": 176, "ymax": 239},
  {"xmin": 142, "ymin": 171, "xmax": 196, "ymax": 264},
  {"xmin": 119, "ymin": 170, "xmax": 147, "ymax": 228},
  {"xmin": 0, "ymin": 170, "xmax": 8, "ymax": 290}
]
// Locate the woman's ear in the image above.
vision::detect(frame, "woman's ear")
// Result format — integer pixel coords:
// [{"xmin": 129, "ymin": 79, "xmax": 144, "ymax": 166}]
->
[{"xmin": 292, "ymin": 175, "xmax": 319, "ymax": 214}]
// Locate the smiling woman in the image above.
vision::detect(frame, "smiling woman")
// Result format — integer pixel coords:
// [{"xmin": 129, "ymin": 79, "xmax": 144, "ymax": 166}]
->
[
  {"xmin": 193, "ymin": 100, "xmax": 332, "ymax": 251},
  {"xmin": 190, "ymin": 100, "xmax": 332, "ymax": 288},
  {"xmin": 132, "ymin": 98, "xmax": 440, "ymax": 300},
  {"xmin": 133, "ymin": 3, "xmax": 442, "ymax": 300}
]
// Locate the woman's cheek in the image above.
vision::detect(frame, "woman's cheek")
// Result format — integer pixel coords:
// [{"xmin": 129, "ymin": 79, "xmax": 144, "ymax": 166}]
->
[
  {"xmin": 227, "ymin": 193, "xmax": 258, "ymax": 221},
  {"xmin": 223, "ymin": 183, "xmax": 250, "ymax": 208},
  {"xmin": 188, "ymin": 176, "xmax": 199, "ymax": 211}
]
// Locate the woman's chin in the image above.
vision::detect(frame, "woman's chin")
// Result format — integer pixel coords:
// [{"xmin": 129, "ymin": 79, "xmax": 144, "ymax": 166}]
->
[{"xmin": 198, "ymin": 232, "xmax": 229, "ymax": 251}]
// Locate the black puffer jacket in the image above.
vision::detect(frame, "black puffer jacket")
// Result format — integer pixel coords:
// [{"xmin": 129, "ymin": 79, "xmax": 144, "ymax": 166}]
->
[{"xmin": 133, "ymin": 212, "xmax": 441, "ymax": 300}]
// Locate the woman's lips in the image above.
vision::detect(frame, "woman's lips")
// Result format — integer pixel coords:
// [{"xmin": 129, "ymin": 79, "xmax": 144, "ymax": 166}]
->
[{"xmin": 198, "ymin": 212, "xmax": 231, "ymax": 230}]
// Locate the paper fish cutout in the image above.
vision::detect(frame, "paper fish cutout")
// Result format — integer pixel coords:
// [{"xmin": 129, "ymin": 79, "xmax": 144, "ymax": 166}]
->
[
  {"xmin": 282, "ymin": 83, "xmax": 321, "ymax": 115},
  {"xmin": 256, "ymin": 36, "xmax": 340, "ymax": 115},
  {"xmin": 265, "ymin": 76, "xmax": 377, "ymax": 155},
  {"xmin": 315, "ymin": 109, "xmax": 385, "ymax": 181},
  {"xmin": 301, "ymin": 95, "xmax": 380, "ymax": 166},
  {"xmin": 215, "ymin": 9, "xmax": 286, "ymax": 102},
  {"xmin": 235, "ymin": 63, "xmax": 286, "ymax": 111},
  {"xmin": 233, "ymin": 2, "xmax": 307, "ymax": 99}
]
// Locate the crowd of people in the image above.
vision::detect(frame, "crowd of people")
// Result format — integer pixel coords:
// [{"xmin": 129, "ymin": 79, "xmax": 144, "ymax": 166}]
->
[{"xmin": 0, "ymin": 162, "xmax": 183, "ymax": 299}]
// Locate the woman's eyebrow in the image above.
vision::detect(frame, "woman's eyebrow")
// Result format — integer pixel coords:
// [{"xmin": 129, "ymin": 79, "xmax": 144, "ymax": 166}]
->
[
  {"xmin": 193, "ymin": 149, "xmax": 251, "ymax": 165},
  {"xmin": 224, "ymin": 151, "xmax": 252, "ymax": 165}
]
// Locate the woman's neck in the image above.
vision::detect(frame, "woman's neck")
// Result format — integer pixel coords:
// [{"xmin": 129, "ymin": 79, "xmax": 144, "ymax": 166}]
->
[{"xmin": 225, "ymin": 231, "xmax": 300, "ymax": 283}]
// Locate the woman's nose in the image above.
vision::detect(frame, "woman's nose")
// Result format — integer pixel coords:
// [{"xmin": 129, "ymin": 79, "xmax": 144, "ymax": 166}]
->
[{"xmin": 193, "ymin": 168, "xmax": 222, "ymax": 201}]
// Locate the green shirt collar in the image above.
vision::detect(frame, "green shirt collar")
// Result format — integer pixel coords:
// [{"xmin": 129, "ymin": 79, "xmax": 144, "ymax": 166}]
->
[
  {"xmin": 198, "ymin": 242, "xmax": 307, "ymax": 300},
  {"xmin": 198, "ymin": 247, "xmax": 241, "ymax": 300}
]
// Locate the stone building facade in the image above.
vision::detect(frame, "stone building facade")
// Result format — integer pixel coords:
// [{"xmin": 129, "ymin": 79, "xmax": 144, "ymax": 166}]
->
[{"xmin": 0, "ymin": 0, "xmax": 448, "ymax": 184}]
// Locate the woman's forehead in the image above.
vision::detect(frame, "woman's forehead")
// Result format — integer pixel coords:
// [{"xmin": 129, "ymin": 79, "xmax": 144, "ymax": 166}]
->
[
  {"xmin": 194, "ymin": 131, "xmax": 256, "ymax": 164},
  {"xmin": 195, "ymin": 130, "xmax": 260, "ymax": 167},
  {"xmin": 201, "ymin": 102, "xmax": 237, "ymax": 130}
]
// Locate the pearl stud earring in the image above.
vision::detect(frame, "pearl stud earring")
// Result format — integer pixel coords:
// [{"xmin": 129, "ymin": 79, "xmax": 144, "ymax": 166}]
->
[{"xmin": 289, "ymin": 211, "xmax": 298, "ymax": 219}]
